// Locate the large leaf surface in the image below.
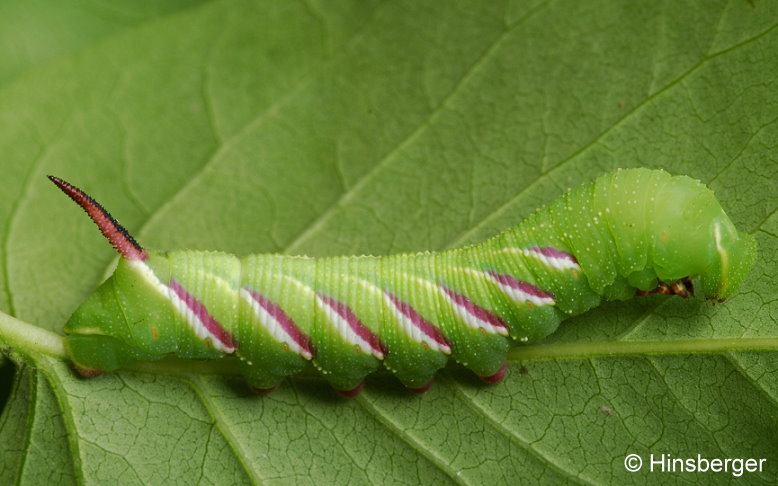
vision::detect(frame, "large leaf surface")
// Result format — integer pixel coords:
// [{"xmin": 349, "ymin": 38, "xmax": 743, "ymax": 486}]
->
[
  {"xmin": 0, "ymin": 0, "xmax": 210, "ymax": 87},
  {"xmin": 1, "ymin": 1, "xmax": 777, "ymax": 484}
]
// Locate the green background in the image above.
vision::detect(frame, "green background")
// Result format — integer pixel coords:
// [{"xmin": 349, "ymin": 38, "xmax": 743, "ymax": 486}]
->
[{"xmin": 0, "ymin": 0, "xmax": 777, "ymax": 484}]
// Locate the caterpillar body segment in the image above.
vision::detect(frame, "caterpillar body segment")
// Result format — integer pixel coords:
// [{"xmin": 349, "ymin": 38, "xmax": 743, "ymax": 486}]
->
[{"xmin": 50, "ymin": 169, "xmax": 757, "ymax": 396}]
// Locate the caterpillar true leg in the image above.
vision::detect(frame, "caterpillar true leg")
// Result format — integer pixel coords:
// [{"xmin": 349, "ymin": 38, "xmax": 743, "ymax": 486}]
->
[{"xmin": 635, "ymin": 277, "xmax": 695, "ymax": 299}]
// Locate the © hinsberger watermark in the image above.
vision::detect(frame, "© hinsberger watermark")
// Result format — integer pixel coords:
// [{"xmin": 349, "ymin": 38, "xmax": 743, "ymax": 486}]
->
[{"xmin": 624, "ymin": 453, "xmax": 767, "ymax": 477}]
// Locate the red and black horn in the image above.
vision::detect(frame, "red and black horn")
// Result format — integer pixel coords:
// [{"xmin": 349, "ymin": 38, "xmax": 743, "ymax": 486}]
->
[{"xmin": 48, "ymin": 176, "xmax": 147, "ymax": 261}]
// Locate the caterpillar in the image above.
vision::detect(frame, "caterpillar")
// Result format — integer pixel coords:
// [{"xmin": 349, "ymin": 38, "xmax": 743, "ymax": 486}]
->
[{"xmin": 49, "ymin": 168, "xmax": 756, "ymax": 397}]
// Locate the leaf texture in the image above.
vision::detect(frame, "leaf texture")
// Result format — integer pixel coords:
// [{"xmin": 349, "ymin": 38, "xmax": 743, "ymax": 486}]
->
[{"xmin": 1, "ymin": 1, "xmax": 777, "ymax": 484}]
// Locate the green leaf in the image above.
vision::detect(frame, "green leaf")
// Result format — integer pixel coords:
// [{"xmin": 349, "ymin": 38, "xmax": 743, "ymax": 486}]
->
[
  {"xmin": 2, "ymin": 0, "xmax": 778, "ymax": 484},
  {"xmin": 0, "ymin": 0, "xmax": 211, "ymax": 87}
]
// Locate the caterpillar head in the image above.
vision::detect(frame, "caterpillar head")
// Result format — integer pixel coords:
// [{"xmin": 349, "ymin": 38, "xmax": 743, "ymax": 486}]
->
[
  {"xmin": 698, "ymin": 221, "xmax": 757, "ymax": 302},
  {"xmin": 650, "ymin": 175, "xmax": 756, "ymax": 302}
]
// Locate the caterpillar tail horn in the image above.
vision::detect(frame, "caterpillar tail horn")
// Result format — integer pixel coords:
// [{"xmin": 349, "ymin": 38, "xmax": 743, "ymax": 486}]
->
[{"xmin": 48, "ymin": 176, "xmax": 147, "ymax": 261}]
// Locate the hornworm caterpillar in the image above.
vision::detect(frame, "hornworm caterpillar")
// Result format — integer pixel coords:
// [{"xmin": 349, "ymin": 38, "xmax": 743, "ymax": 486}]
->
[{"xmin": 50, "ymin": 169, "xmax": 756, "ymax": 397}]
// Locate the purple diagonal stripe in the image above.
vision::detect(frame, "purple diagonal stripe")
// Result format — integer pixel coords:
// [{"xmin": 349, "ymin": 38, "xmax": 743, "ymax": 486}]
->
[
  {"xmin": 486, "ymin": 271, "xmax": 555, "ymax": 300},
  {"xmin": 169, "ymin": 278, "xmax": 238, "ymax": 352},
  {"xmin": 529, "ymin": 246, "xmax": 580, "ymax": 269},
  {"xmin": 384, "ymin": 291, "xmax": 451, "ymax": 351},
  {"xmin": 243, "ymin": 288, "xmax": 313, "ymax": 360},
  {"xmin": 317, "ymin": 292, "xmax": 384, "ymax": 358},
  {"xmin": 439, "ymin": 285, "xmax": 508, "ymax": 334}
]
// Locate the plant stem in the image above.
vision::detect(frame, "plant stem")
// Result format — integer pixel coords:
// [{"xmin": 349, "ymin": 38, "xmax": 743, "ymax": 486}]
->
[
  {"xmin": 0, "ymin": 310, "xmax": 66, "ymax": 359},
  {"xmin": 508, "ymin": 337, "xmax": 778, "ymax": 361},
  {"xmin": 2, "ymin": 308, "xmax": 776, "ymax": 372}
]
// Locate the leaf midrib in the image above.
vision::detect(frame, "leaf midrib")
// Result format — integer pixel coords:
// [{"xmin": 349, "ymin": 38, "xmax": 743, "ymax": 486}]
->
[{"xmin": 3, "ymin": 307, "xmax": 775, "ymax": 367}]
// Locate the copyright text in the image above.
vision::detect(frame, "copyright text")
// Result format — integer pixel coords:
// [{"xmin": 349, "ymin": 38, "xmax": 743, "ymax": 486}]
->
[{"xmin": 623, "ymin": 453, "xmax": 766, "ymax": 477}]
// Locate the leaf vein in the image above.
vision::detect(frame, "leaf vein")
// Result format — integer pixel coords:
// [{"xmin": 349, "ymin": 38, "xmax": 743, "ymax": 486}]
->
[
  {"xmin": 185, "ymin": 376, "xmax": 264, "ymax": 486},
  {"xmin": 283, "ymin": 0, "xmax": 551, "ymax": 254},
  {"xmin": 355, "ymin": 393, "xmax": 469, "ymax": 486},
  {"xmin": 447, "ymin": 21, "xmax": 778, "ymax": 248},
  {"xmin": 723, "ymin": 351, "xmax": 778, "ymax": 412},
  {"xmin": 13, "ymin": 367, "xmax": 36, "ymax": 486},
  {"xmin": 122, "ymin": 1, "xmax": 389, "ymax": 259},
  {"xmin": 441, "ymin": 374, "xmax": 593, "ymax": 485}
]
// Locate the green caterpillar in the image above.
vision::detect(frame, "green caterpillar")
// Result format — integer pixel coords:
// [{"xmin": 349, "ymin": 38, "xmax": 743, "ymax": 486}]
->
[{"xmin": 50, "ymin": 168, "xmax": 756, "ymax": 397}]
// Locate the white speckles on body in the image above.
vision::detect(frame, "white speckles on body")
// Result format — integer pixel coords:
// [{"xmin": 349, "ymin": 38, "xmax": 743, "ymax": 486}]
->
[
  {"xmin": 168, "ymin": 285, "xmax": 235, "ymax": 352},
  {"xmin": 127, "ymin": 259, "xmax": 172, "ymax": 299},
  {"xmin": 127, "ymin": 260, "xmax": 236, "ymax": 353},
  {"xmin": 239, "ymin": 288, "xmax": 313, "ymax": 360},
  {"xmin": 499, "ymin": 247, "xmax": 581, "ymax": 271},
  {"xmin": 383, "ymin": 291, "xmax": 452, "ymax": 354},
  {"xmin": 315, "ymin": 293, "xmax": 384, "ymax": 359},
  {"xmin": 484, "ymin": 271, "xmax": 556, "ymax": 307},
  {"xmin": 438, "ymin": 284, "xmax": 509, "ymax": 336}
]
